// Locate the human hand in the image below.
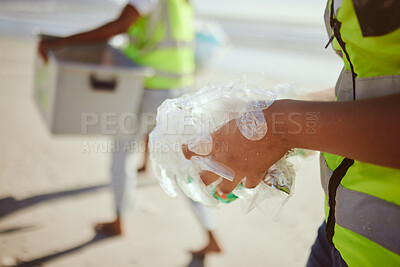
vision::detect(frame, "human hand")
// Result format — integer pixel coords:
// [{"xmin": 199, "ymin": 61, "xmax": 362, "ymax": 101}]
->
[
  {"xmin": 38, "ymin": 40, "xmax": 49, "ymax": 63},
  {"xmin": 182, "ymin": 102, "xmax": 291, "ymax": 194}
]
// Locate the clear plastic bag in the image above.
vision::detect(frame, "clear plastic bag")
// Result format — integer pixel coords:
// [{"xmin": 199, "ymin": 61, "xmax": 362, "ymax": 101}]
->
[{"xmin": 149, "ymin": 78, "xmax": 301, "ymax": 212}]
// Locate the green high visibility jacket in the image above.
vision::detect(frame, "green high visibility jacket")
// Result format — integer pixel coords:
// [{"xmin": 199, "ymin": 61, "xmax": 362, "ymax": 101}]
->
[
  {"xmin": 321, "ymin": 0, "xmax": 400, "ymax": 266},
  {"xmin": 123, "ymin": 0, "xmax": 195, "ymax": 90}
]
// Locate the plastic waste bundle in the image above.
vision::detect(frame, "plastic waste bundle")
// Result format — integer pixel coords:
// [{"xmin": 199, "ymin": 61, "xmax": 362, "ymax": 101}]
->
[{"xmin": 149, "ymin": 78, "xmax": 301, "ymax": 212}]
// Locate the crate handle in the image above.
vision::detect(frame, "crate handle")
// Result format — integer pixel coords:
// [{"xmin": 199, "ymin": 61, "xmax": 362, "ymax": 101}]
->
[{"xmin": 90, "ymin": 74, "xmax": 117, "ymax": 91}]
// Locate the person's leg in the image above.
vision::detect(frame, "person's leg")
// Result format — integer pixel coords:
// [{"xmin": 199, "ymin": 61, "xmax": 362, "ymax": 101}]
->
[
  {"xmin": 95, "ymin": 137, "xmax": 138, "ymax": 235},
  {"xmin": 95, "ymin": 87, "xmax": 173, "ymax": 235},
  {"xmin": 140, "ymin": 87, "xmax": 222, "ymax": 254},
  {"xmin": 306, "ymin": 221, "xmax": 348, "ymax": 267},
  {"xmin": 187, "ymin": 198, "xmax": 221, "ymax": 256},
  {"xmin": 138, "ymin": 134, "xmax": 149, "ymax": 173},
  {"xmin": 136, "ymin": 89, "xmax": 171, "ymax": 173},
  {"xmin": 141, "ymin": 87, "xmax": 222, "ymax": 255}
]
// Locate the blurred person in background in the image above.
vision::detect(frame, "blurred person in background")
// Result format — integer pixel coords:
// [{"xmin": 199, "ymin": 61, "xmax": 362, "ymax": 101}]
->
[{"xmin": 39, "ymin": 0, "xmax": 221, "ymax": 256}]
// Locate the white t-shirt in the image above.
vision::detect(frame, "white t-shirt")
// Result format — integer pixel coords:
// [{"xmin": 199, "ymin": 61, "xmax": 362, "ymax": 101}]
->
[{"xmin": 128, "ymin": 0, "xmax": 158, "ymax": 16}]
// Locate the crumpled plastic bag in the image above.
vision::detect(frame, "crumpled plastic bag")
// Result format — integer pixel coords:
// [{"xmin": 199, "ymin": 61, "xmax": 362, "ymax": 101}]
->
[{"xmin": 149, "ymin": 78, "xmax": 301, "ymax": 212}]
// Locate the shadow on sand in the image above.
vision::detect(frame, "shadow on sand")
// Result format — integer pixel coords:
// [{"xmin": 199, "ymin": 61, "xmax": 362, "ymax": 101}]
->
[
  {"xmin": 13, "ymin": 238, "xmax": 205, "ymax": 267},
  {"xmin": 0, "ymin": 184, "xmax": 113, "ymax": 266},
  {"xmin": 186, "ymin": 253, "xmax": 205, "ymax": 267},
  {"xmin": 0, "ymin": 184, "xmax": 109, "ymax": 220},
  {"xmin": 13, "ymin": 232, "xmax": 112, "ymax": 267},
  {"xmin": 0, "ymin": 181, "xmax": 191, "ymax": 267}
]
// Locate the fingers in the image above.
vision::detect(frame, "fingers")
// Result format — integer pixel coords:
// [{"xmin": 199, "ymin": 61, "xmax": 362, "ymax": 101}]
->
[
  {"xmin": 244, "ymin": 175, "xmax": 263, "ymax": 189},
  {"xmin": 40, "ymin": 53, "xmax": 48, "ymax": 63},
  {"xmin": 38, "ymin": 42, "xmax": 49, "ymax": 63},
  {"xmin": 182, "ymin": 144, "xmax": 196, "ymax": 160},
  {"xmin": 182, "ymin": 144, "xmax": 211, "ymax": 160},
  {"xmin": 199, "ymin": 170, "xmax": 220, "ymax": 186},
  {"xmin": 216, "ymin": 174, "xmax": 263, "ymax": 194},
  {"xmin": 38, "ymin": 48, "xmax": 48, "ymax": 63},
  {"xmin": 217, "ymin": 176, "xmax": 241, "ymax": 194}
]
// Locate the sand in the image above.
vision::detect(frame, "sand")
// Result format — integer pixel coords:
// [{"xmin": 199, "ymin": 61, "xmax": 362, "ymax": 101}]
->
[{"xmin": 0, "ymin": 36, "xmax": 325, "ymax": 267}]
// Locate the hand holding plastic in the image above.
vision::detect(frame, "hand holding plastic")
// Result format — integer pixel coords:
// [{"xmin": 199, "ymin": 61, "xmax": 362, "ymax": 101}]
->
[{"xmin": 149, "ymin": 79, "xmax": 299, "ymax": 211}]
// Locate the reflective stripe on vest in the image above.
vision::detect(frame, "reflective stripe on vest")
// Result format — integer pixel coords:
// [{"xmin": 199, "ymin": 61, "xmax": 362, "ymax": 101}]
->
[
  {"xmin": 153, "ymin": 69, "xmax": 190, "ymax": 79},
  {"xmin": 335, "ymin": 184, "xmax": 400, "ymax": 255},
  {"xmin": 123, "ymin": 0, "xmax": 195, "ymax": 90}
]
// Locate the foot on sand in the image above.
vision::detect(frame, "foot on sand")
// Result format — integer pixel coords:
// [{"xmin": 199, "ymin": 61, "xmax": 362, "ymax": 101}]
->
[
  {"xmin": 190, "ymin": 231, "xmax": 222, "ymax": 256},
  {"xmin": 95, "ymin": 217, "xmax": 122, "ymax": 236},
  {"xmin": 137, "ymin": 165, "xmax": 146, "ymax": 173}
]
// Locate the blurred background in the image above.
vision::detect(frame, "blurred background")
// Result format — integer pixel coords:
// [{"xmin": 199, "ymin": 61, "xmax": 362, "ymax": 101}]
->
[{"xmin": 0, "ymin": 0, "xmax": 343, "ymax": 266}]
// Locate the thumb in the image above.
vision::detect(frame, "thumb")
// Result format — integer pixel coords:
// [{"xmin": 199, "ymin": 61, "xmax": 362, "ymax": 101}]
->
[
  {"xmin": 182, "ymin": 144, "xmax": 209, "ymax": 160},
  {"xmin": 244, "ymin": 174, "xmax": 264, "ymax": 189},
  {"xmin": 182, "ymin": 135, "xmax": 214, "ymax": 159}
]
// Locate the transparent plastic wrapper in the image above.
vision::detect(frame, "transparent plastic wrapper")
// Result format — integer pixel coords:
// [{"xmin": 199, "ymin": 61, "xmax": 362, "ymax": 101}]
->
[{"xmin": 149, "ymin": 78, "xmax": 301, "ymax": 212}]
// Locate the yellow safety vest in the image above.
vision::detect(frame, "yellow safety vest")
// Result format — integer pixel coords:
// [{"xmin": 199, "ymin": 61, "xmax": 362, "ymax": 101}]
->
[
  {"xmin": 123, "ymin": 0, "xmax": 195, "ymax": 90},
  {"xmin": 321, "ymin": 0, "xmax": 400, "ymax": 266}
]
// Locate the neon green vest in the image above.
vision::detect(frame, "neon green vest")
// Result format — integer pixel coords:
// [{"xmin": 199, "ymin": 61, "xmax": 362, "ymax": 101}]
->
[
  {"xmin": 321, "ymin": 0, "xmax": 400, "ymax": 266},
  {"xmin": 123, "ymin": 0, "xmax": 195, "ymax": 90}
]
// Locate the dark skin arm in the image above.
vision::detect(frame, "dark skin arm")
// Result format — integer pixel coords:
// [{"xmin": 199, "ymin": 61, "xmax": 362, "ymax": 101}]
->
[
  {"xmin": 38, "ymin": 4, "xmax": 140, "ymax": 61},
  {"xmin": 183, "ymin": 94, "xmax": 400, "ymax": 193}
]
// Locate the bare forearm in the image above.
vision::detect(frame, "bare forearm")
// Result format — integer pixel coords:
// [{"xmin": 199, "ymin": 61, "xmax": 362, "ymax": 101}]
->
[
  {"xmin": 47, "ymin": 4, "xmax": 138, "ymax": 48},
  {"xmin": 55, "ymin": 22, "xmax": 124, "ymax": 46},
  {"xmin": 265, "ymin": 95, "xmax": 400, "ymax": 169}
]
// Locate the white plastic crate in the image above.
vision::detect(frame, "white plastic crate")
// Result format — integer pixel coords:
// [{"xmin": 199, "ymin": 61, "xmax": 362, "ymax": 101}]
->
[{"xmin": 34, "ymin": 42, "xmax": 151, "ymax": 135}]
